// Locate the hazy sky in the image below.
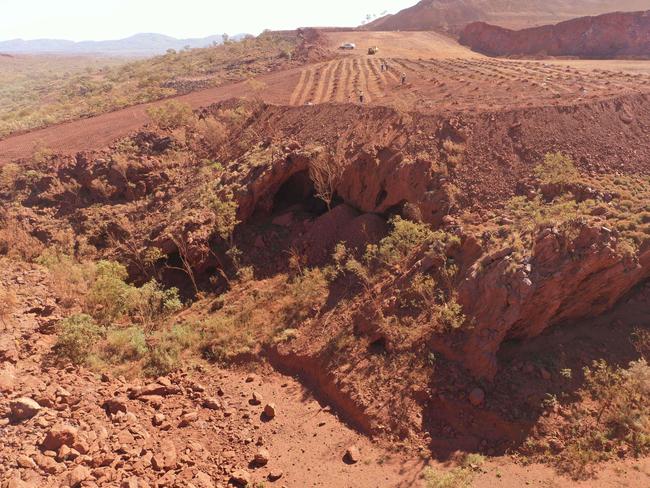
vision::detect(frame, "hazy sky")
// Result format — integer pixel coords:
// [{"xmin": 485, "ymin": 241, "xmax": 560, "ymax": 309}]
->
[{"xmin": 1, "ymin": 0, "xmax": 416, "ymax": 41}]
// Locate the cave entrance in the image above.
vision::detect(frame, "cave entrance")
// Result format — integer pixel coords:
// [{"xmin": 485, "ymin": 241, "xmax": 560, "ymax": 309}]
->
[{"xmin": 272, "ymin": 170, "xmax": 328, "ymax": 216}]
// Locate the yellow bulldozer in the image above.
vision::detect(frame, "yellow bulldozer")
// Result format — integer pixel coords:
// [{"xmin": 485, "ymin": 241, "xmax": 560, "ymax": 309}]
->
[{"xmin": 367, "ymin": 46, "xmax": 379, "ymax": 55}]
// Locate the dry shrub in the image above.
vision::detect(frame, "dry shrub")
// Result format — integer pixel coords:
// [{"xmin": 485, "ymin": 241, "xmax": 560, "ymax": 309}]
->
[
  {"xmin": 37, "ymin": 251, "xmax": 94, "ymax": 308},
  {"xmin": 146, "ymin": 101, "xmax": 196, "ymax": 131},
  {"xmin": 632, "ymin": 327, "xmax": 650, "ymax": 359},
  {"xmin": 199, "ymin": 117, "xmax": 228, "ymax": 156},
  {"xmin": 0, "ymin": 163, "xmax": 20, "ymax": 192},
  {"xmin": 54, "ymin": 314, "xmax": 103, "ymax": 365},
  {"xmin": 0, "ymin": 214, "xmax": 44, "ymax": 261}
]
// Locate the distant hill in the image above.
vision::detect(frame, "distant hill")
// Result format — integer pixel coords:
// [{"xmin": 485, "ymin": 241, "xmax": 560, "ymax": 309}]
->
[
  {"xmin": 0, "ymin": 33, "xmax": 250, "ymax": 56},
  {"xmin": 363, "ymin": 0, "xmax": 650, "ymax": 32},
  {"xmin": 460, "ymin": 10, "xmax": 650, "ymax": 58}
]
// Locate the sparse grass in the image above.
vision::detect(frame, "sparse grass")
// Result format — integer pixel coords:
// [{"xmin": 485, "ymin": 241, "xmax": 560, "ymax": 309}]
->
[
  {"xmin": 442, "ymin": 139, "xmax": 466, "ymax": 168},
  {"xmin": 423, "ymin": 467, "xmax": 473, "ymax": 488},
  {"xmin": 102, "ymin": 327, "xmax": 148, "ymax": 363},
  {"xmin": 523, "ymin": 358, "xmax": 650, "ymax": 479},
  {"xmin": 144, "ymin": 323, "xmax": 201, "ymax": 376}
]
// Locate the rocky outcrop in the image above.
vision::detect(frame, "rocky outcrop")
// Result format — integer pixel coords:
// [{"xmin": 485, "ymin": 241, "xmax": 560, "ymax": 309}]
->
[
  {"xmin": 458, "ymin": 223, "xmax": 650, "ymax": 378},
  {"xmin": 460, "ymin": 10, "xmax": 650, "ymax": 58}
]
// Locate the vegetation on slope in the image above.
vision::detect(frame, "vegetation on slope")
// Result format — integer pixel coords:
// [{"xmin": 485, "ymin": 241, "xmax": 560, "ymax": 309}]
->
[{"xmin": 0, "ymin": 32, "xmax": 297, "ymax": 137}]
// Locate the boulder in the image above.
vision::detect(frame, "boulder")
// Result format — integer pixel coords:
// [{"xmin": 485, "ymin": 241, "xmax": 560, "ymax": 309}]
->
[
  {"xmin": 344, "ymin": 445, "xmax": 361, "ymax": 464},
  {"xmin": 41, "ymin": 424, "xmax": 78, "ymax": 451},
  {"xmin": 9, "ymin": 397, "xmax": 41, "ymax": 422}
]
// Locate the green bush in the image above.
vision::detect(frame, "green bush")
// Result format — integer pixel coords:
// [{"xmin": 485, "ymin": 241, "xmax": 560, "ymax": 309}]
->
[
  {"xmin": 103, "ymin": 327, "xmax": 147, "ymax": 363},
  {"xmin": 127, "ymin": 279, "xmax": 182, "ymax": 327},
  {"xmin": 86, "ymin": 260, "xmax": 132, "ymax": 325},
  {"xmin": 365, "ymin": 216, "xmax": 458, "ymax": 270},
  {"xmin": 55, "ymin": 314, "xmax": 103, "ymax": 365},
  {"xmin": 436, "ymin": 297, "xmax": 467, "ymax": 332},
  {"xmin": 534, "ymin": 152, "xmax": 579, "ymax": 186},
  {"xmin": 144, "ymin": 342, "xmax": 180, "ymax": 377}
]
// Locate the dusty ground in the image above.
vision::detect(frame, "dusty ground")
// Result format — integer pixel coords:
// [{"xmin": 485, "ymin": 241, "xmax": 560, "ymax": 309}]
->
[
  {"xmin": 0, "ymin": 259, "xmax": 422, "ymax": 488},
  {"xmin": 3, "ymin": 257, "xmax": 650, "ymax": 487}
]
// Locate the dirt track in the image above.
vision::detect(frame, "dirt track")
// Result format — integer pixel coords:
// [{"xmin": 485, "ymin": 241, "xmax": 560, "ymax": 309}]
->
[{"xmin": 2, "ymin": 31, "xmax": 650, "ymax": 163}]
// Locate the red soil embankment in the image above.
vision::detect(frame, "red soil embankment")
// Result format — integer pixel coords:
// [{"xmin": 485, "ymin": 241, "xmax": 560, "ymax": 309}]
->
[{"xmin": 460, "ymin": 10, "xmax": 650, "ymax": 58}]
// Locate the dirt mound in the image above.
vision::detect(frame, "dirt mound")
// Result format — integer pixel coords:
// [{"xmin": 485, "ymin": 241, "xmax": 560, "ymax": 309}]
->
[
  {"xmin": 293, "ymin": 28, "xmax": 333, "ymax": 63},
  {"xmin": 460, "ymin": 10, "xmax": 650, "ymax": 58},
  {"xmin": 364, "ymin": 0, "xmax": 650, "ymax": 32}
]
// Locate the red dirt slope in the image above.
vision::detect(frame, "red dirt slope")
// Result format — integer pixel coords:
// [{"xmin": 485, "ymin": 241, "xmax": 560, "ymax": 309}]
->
[
  {"xmin": 364, "ymin": 0, "xmax": 650, "ymax": 32},
  {"xmin": 460, "ymin": 10, "xmax": 650, "ymax": 58}
]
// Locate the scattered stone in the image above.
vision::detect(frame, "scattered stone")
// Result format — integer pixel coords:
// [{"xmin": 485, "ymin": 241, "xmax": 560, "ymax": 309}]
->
[
  {"xmin": 230, "ymin": 469, "xmax": 251, "ymax": 486},
  {"xmin": 34, "ymin": 452, "xmax": 61, "ymax": 474},
  {"xmin": 41, "ymin": 424, "xmax": 78, "ymax": 451},
  {"xmin": 0, "ymin": 335, "xmax": 19, "ymax": 363},
  {"xmin": 193, "ymin": 470, "xmax": 214, "ymax": 488},
  {"xmin": 250, "ymin": 391, "xmax": 263, "ymax": 406},
  {"xmin": 16, "ymin": 454, "xmax": 37, "ymax": 469},
  {"xmin": 179, "ymin": 411, "xmax": 199, "ymax": 427},
  {"xmin": 152, "ymin": 439, "xmax": 177, "ymax": 471},
  {"xmin": 152, "ymin": 413, "xmax": 166, "ymax": 426},
  {"xmin": 102, "ymin": 397, "xmax": 128, "ymax": 416},
  {"xmin": 202, "ymin": 397, "xmax": 222, "ymax": 410},
  {"xmin": 0, "ymin": 365, "xmax": 16, "ymax": 392},
  {"xmin": 9, "ymin": 397, "xmax": 41, "ymax": 422},
  {"xmin": 4, "ymin": 478, "xmax": 37, "ymax": 488},
  {"xmin": 252, "ymin": 447, "xmax": 270, "ymax": 467},
  {"xmin": 268, "ymin": 470, "xmax": 284, "ymax": 481},
  {"xmin": 469, "ymin": 388, "xmax": 485, "ymax": 406},
  {"xmin": 344, "ymin": 445, "xmax": 361, "ymax": 464},
  {"xmin": 130, "ymin": 382, "xmax": 180, "ymax": 398},
  {"xmin": 65, "ymin": 465, "xmax": 90, "ymax": 487},
  {"xmin": 263, "ymin": 403, "xmax": 276, "ymax": 420},
  {"xmin": 120, "ymin": 478, "xmax": 139, "ymax": 488}
]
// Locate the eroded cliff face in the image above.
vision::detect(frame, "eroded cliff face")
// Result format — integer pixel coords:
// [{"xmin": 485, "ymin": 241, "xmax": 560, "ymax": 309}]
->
[
  {"xmin": 458, "ymin": 224, "xmax": 650, "ymax": 378},
  {"xmin": 460, "ymin": 11, "xmax": 650, "ymax": 58}
]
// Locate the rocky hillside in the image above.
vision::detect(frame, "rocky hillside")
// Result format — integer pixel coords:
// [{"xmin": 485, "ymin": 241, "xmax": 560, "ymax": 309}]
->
[
  {"xmin": 364, "ymin": 0, "xmax": 650, "ymax": 32},
  {"xmin": 460, "ymin": 10, "xmax": 650, "ymax": 58}
]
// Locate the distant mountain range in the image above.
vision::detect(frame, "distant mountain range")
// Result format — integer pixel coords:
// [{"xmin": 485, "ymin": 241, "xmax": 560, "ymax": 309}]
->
[{"xmin": 0, "ymin": 33, "xmax": 250, "ymax": 56}]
